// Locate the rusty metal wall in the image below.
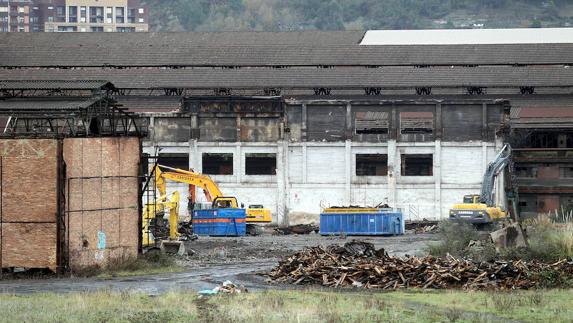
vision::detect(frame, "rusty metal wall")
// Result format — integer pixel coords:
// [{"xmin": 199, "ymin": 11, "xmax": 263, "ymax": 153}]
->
[
  {"xmin": 307, "ymin": 105, "xmax": 346, "ymax": 141},
  {"xmin": 0, "ymin": 139, "xmax": 59, "ymax": 272},
  {"xmin": 153, "ymin": 117, "xmax": 191, "ymax": 142},
  {"xmin": 63, "ymin": 137, "xmax": 140, "ymax": 272}
]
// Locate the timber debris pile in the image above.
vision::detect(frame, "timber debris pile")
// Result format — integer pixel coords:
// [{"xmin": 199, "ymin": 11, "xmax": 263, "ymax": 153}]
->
[{"xmin": 267, "ymin": 241, "xmax": 573, "ymax": 290}]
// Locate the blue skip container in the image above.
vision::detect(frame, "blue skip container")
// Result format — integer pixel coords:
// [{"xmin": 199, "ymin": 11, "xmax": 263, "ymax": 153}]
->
[
  {"xmin": 320, "ymin": 211, "xmax": 404, "ymax": 236},
  {"xmin": 192, "ymin": 208, "xmax": 246, "ymax": 236}
]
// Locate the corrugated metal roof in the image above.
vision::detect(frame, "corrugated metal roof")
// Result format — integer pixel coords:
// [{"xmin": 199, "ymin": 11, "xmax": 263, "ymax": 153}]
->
[
  {"xmin": 0, "ymin": 31, "xmax": 365, "ymax": 47},
  {"xmin": 0, "ymin": 66, "xmax": 571, "ymax": 89},
  {"xmin": 0, "ymin": 98, "xmax": 99, "ymax": 111},
  {"xmin": 0, "ymin": 80, "xmax": 112, "ymax": 90},
  {"xmin": 361, "ymin": 28, "xmax": 573, "ymax": 45},
  {"xmin": 1, "ymin": 34, "xmax": 573, "ymax": 67}
]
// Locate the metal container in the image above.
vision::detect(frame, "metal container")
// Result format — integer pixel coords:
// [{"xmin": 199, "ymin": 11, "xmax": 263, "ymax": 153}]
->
[
  {"xmin": 192, "ymin": 208, "xmax": 246, "ymax": 236},
  {"xmin": 319, "ymin": 210, "xmax": 404, "ymax": 236}
]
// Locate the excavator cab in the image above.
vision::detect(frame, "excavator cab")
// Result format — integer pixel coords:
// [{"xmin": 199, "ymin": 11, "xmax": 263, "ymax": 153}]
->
[
  {"xmin": 463, "ymin": 195, "xmax": 480, "ymax": 204},
  {"xmin": 212, "ymin": 196, "xmax": 239, "ymax": 209}
]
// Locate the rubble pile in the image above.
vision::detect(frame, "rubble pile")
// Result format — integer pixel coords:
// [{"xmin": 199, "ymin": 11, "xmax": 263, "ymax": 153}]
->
[{"xmin": 267, "ymin": 241, "xmax": 573, "ymax": 290}]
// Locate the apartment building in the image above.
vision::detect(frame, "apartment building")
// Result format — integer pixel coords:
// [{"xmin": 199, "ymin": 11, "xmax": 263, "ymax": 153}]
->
[
  {"xmin": 0, "ymin": 0, "xmax": 33, "ymax": 32},
  {"xmin": 0, "ymin": 0, "xmax": 147, "ymax": 32}
]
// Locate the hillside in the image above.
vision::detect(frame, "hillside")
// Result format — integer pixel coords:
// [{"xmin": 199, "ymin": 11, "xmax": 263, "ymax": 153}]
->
[{"xmin": 142, "ymin": 0, "xmax": 573, "ymax": 32}]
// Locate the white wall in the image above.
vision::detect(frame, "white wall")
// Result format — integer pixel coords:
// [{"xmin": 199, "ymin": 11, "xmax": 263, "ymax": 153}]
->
[{"xmin": 144, "ymin": 140, "xmax": 502, "ymax": 225}]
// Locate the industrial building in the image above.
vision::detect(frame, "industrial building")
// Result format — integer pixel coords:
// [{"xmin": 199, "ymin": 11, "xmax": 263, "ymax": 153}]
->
[{"xmin": 1, "ymin": 29, "xmax": 572, "ymax": 226}]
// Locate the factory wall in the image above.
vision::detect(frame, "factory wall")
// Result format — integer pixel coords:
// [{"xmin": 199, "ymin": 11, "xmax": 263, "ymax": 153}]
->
[
  {"xmin": 144, "ymin": 140, "xmax": 501, "ymax": 225},
  {"xmin": 144, "ymin": 98, "xmax": 507, "ymax": 226}
]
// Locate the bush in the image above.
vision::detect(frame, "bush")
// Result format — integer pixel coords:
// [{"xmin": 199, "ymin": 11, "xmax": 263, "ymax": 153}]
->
[{"xmin": 427, "ymin": 220, "xmax": 480, "ymax": 257}]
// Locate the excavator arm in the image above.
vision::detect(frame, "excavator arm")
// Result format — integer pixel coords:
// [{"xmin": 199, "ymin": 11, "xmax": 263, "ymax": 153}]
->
[
  {"xmin": 154, "ymin": 165, "xmax": 236, "ymax": 207},
  {"xmin": 478, "ymin": 144, "xmax": 511, "ymax": 207}
]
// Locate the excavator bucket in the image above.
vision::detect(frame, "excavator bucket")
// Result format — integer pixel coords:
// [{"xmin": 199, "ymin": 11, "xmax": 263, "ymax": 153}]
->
[{"xmin": 160, "ymin": 240, "xmax": 186, "ymax": 256}]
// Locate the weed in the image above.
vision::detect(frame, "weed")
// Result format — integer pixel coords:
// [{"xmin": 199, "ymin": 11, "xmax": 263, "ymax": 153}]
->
[
  {"xmin": 528, "ymin": 292, "xmax": 544, "ymax": 306},
  {"xmin": 364, "ymin": 297, "xmax": 386, "ymax": 310},
  {"xmin": 427, "ymin": 220, "xmax": 480, "ymax": 257},
  {"xmin": 490, "ymin": 292, "xmax": 516, "ymax": 313},
  {"xmin": 74, "ymin": 251, "xmax": 181, "ymax": 278},
  {"xmin": 444, "ymin": 307, "xmax": 463, "ymax": 322}
]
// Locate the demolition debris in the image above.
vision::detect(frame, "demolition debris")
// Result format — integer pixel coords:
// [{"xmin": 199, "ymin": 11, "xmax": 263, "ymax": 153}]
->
[{"xmin": 267, "ymin": 241, "xmax": 573, "ymax": 290}]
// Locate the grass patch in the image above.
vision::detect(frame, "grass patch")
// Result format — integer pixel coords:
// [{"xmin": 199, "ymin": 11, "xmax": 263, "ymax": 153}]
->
[
  {"xmin": 426, "ymin": 220, "xmax": 481, "ymax": 257},
  {"xmin": 76, "ymin": 251, "xmax": 184, "ymax": 279},
  {"xmin": 428, "ymin": 216, "xmax": 573, "ymax": 265},
  {"xmin": 1, "ymin": 289, "xmax": 572, "ymax": 322}
]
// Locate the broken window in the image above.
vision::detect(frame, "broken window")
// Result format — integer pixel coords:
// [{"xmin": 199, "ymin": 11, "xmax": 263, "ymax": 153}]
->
[
  {"xmin": 356, "ymin": 154, "xmax": 388, "ymax": 176},
  {"xmin": 246, "ymin": 153, "xmax": 276, "ymax": 175},
  {"xmin": 401, "ymin": 154, "xmax": 433, "ymax": 176},
  {"xmin": 158, "ymin": 153, "xmax": 189, "ymax": 170},
  {"xmin": 355, "ymin": 111, "xmax": 389, "ymax": 134},
  {"xmin": 202, "ymin": 153, "xmax": 233, "ymax": 175},
  {"xmin": 400, "ymin": 112, "xmax": 433, "ymax": 134}
]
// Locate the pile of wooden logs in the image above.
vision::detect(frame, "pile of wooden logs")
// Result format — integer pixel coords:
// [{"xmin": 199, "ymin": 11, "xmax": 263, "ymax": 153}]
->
[{"xmin": 267, "ymin": 241, "xmax": 572, "ymax": 290}]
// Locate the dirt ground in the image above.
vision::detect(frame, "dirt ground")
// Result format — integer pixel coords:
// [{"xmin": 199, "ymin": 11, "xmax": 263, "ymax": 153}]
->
[
  {"xmin": 182, "ymin": 231, "xmax": 438, "ymax": 266},
  {"xmin": 0, "ymin": 232, "xmax": 438, "ymax": 294}
]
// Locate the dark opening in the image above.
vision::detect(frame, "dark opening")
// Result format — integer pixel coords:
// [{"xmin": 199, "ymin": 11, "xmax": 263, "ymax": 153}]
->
[
  {"xmin": 356, "ymin": 128, "xmax": 388, "ymax": 135},
  {"xmin": 158, "ymin": 153, "xmax": 189, "ymax": 170},
  {"xmin": 246, "ymin": 153, "xmax": 276, "ymax": 175},
  {"xmin": 356, "ymin": 154, "xmax": 388, "ymax": 176},
  {"xmin": 402, "ymin": 154, "xmax": 433, "ymax": 176},
  {"xmin": 202, "ymin": 153, "xmax": 233, "ymax": 175}
]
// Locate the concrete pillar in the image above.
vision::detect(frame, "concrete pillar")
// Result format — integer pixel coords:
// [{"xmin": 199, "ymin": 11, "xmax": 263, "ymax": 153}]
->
[
  {"xmin": 189, "ymin": 139, "xmax": 199, "ymax": 171},
  {"xmin": 482, "ymin": 103, "xmax": 488, "ymax": 140},
  {"xmin": 235, "ymin": 143, "xmax": 241, "ymax": 184},
  {"xmin": 345, "ymin": 102, "xmax": 352, "ymax": 139},
  {"xmin": 482, "ymin": 141, "xmax": 488, "ymax": 175},
  {"xmin": 387, "ymin": 139, "xmax": 397, "ymax": 208},
  {"xmin": 434, "ymin": 140, "xmax": 442, "ymax": 219},
  {"xmin": 189, "ymin": 139, "xmax": 200, "ymax": 207},
  {"xmin": 149, "ymin": 116, "xmax": 155, "ymax": 144},
  {"xmin": 301, "ymin": 103, "xmax": 307, "ymax": 141},
  {"xmin": 345, "ymin": 140, "xmax": 352, "ymax": 205},
  {"xmin": 435, "ymin": 103, "xmax": 442, "ymax": 139},
  {"xmin": 302, "ymin": 143, "xmax": 307, "ymax": 184},
  {"xmin": 276, "ymin": 141, "xmax": 288, "ymax": 227}
]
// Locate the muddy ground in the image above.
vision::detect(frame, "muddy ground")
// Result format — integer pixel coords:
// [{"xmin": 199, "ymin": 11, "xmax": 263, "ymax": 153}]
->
[
  {"xmin": 182, "ymin": 231, "xmax": 438, "ymax": 265},
  {"xmin": 0, "ymin": 232, "xmax": 438, "ymax": 294}
]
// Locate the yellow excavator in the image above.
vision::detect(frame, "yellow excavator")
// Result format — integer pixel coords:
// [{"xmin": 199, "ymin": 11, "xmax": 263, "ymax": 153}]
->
[
  {"xmin": 142, "ymin": 191, "xmax": 180, "ymax": 245},
  {"xmin": 449, "ymin": 144, "xmax": 511, "ymax": 224},
  {"xmin": 153, "ymin": 164, "xmax": 272, "ymax": 234}
]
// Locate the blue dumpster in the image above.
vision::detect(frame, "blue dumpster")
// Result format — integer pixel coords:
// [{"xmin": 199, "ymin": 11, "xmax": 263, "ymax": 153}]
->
[
  {"xmin": 320, "ymin": 211, "xmax": 404, "ymax": 236},
  {"xmin": 192, "ymin": 208, "xmax": 246, "ymax": 236}
]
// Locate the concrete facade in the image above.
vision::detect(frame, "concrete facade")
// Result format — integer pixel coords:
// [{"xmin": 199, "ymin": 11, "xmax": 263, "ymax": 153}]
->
[
  {"xmin": 143, "ymin": 98, "xmax": 509, "ymax": 226},
  {"xmin": 145, "ymin": 140, "xmax": 503, "ymax": 225}
]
